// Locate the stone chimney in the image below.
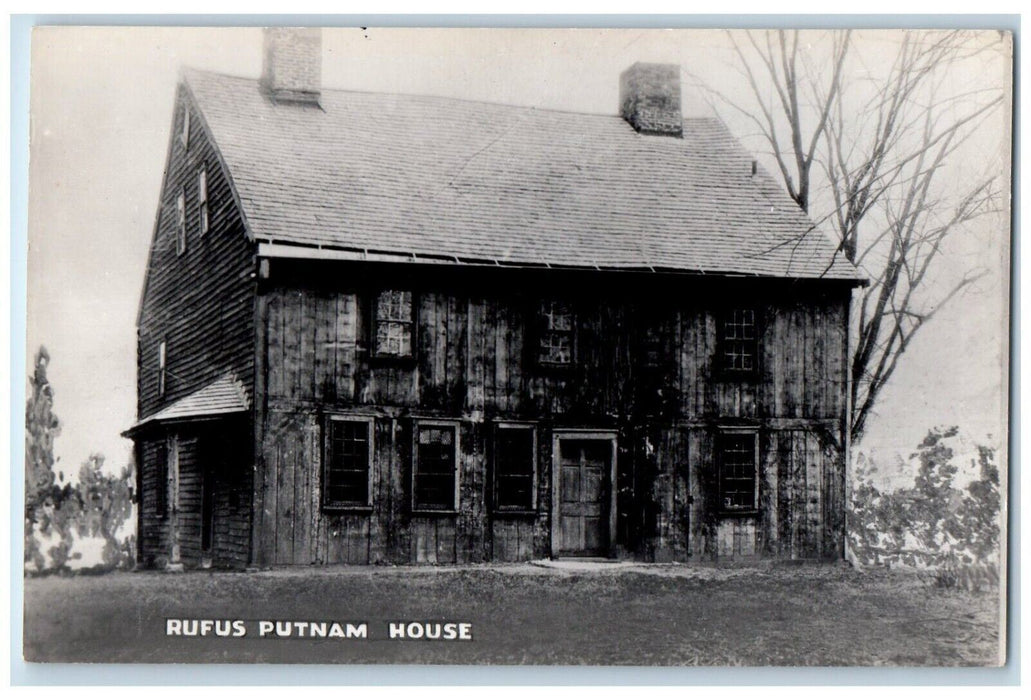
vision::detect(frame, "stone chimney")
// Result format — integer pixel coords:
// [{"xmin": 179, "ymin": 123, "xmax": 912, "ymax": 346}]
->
[
  {"xmin": 260, "ymin": 27, "xmax": 322, "ymax": 105},
  {"xmin": 619, "ymin": 62, "xmax": 682, "ymax": 137}
]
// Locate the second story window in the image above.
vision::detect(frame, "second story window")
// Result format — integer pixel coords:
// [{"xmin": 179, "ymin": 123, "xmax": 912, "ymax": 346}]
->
[
  {"xmin": 538, "ymin": 300, "xmax": 573, "ymax": 365},
  {"xmin": 198, "ymin": 168, "xmax": 209, "ymax": 235},
  {"xmin": 158, "ymin": 341, "xmax": 167, "ymax": 397},
  {"xmin": 374, "ymin": 290, "xmax": 413, "ymax": 358},
  {"xmin": 720, "ymin": 308, "xmax": 758, "ymax": 374},
  {"xmin": 175, "ymin": 190, "xmax": 187, "ymax": 256}
]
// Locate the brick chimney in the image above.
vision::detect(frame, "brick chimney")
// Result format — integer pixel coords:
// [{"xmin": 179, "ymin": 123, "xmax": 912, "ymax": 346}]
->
[
  {"xmin": 619, "ymin": 62, "xmax": 682, "ymax": 137},
  {"xmin": 260, "ymin": 27, "xmax": 322, "ymax": 105}
]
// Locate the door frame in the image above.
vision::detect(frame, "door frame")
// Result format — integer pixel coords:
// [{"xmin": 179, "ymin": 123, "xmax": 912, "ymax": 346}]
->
[{"xmin": 550, "ymin": 429, "xmax": 619, "ymax": 559}]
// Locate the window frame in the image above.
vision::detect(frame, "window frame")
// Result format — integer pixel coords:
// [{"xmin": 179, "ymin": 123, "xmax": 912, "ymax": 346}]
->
[
  {"xmin": 536, "ymin": 299, "xmax": 576, "ymax": 368},
  {"xmin": 198, "ymin": 167, "xmax": 209, "ymax": 236},
  {"xmin": 411, "ymin": 419, "xmax": 461, "ymax": 515},
  {"xmin": 157, "ymin": 340, "xmax": 167, "ymax": 398},
  {"xmin": 492, "ymin": 421, "xmax": 538, "ymax": 515},
  {"xmin": 321, "ymin": 415, "xmax": 375, "ymax": 512},
  {"xmin": 718, "ymin": 307, "xmax": 760, "ymax": 377},
  {"xmin": 175, "ymin": 189, "xmax": 187, "ymax": 256},
  {"xmin": 371, "ymin": 289, "xmax": 416, "ymax": 361},
  {"xmin": 716, "ymin": 428, "xmax": 760, "ymax": 515}
]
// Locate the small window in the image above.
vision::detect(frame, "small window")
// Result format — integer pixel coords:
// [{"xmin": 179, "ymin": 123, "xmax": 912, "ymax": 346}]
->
[
  {"xmin": 175, "ymin": 190, "xmax": 187, "ymax": 255},
  {"xmin": 538, "ymin": 300, "xmax": 574, "ymax": 365},
  {"xmin": 494, "ymin": 424, "xmax": 537, "ymax": 512},
  {"xmin": 374, "ymin": 290, "xmax": 413, "ymax": 358},
  {"xmin": 413, "ymin": 422, "xmax": 459, "ymax": 512},
  {"xmin": 155, "ymin": 439, "xmax": 168, "ymax": 518},
  {"xmin": 157, "ymin": 341, "xmax": 167, "ymax": 397},
  {"xmin": 323, "ymin": 417, "xmax": 373, "ymax": 509},
  {"xmin": 198, "ymin": 168, "xmax": 209, "ymax": 235},
  {"xmin": 718, "ymin": 431, "xmax": 759, "ymax": 512},
  {"xmin": 180, "ymin": 106, "xmax": 190, "ymax": 148},
  {"xmin": 720, "ymin": 308, "xmax": 758, "ymax": 373}
]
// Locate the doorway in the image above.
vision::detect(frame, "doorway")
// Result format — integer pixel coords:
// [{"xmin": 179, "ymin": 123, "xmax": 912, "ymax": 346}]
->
[{"xmin": 551, "ymin": 432, "xmax": 618, "ymax": 557}]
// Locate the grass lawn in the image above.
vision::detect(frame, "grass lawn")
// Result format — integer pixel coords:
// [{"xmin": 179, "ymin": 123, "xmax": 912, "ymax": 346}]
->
[{"xmin": 23, "ymin": 562, "xmax": 1002, "ymax": 666}]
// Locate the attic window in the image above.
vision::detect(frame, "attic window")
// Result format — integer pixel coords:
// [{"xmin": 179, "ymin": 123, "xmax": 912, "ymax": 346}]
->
[
  {"xmin": 175, "ymin": 190, "xmax": 187, "ymax": 255},
  {"xmin": 181, "ymin": 106, "xmax": 190, "ymax": 148},
  {"xmin": 158, "ymin": 341, "xmax": 167, "ymax": 397},
  {"xmin": 538, "ymin": 300, "xmax": 574, "ymax": 365},
  {"xmin": 198, "ymin": 168, "xmax": 209, "ymax": 235},
  {"xmin": 374, "ymin": 290, "xmax": 413, "ymax": 358}
]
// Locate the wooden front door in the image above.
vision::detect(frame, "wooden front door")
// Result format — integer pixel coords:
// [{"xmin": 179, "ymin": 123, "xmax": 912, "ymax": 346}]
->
[{"xmin": 556, "ymin": 438, "xmax": 613, "ymax": 556}]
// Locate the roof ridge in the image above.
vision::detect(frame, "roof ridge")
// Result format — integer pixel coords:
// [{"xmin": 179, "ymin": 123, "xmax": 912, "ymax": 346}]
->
[{"xmin": 182, "ymin": 66, "xmax": 725, "ymax": 124}]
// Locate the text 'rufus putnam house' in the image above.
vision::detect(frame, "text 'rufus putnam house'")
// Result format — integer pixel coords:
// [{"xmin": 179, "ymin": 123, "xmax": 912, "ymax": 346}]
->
[{"xmin": 125, "ymin": 28, "xmax": 866, "ymax": 570}]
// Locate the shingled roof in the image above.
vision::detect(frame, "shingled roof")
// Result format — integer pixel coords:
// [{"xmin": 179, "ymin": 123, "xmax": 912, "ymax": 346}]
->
[
  {"xmin": 184, "ymin": 68, "xmax": 864, "ymax": 282},
  {"xmin": 123, "ymin": 374, "xmax": 249, "ymax": 434}
]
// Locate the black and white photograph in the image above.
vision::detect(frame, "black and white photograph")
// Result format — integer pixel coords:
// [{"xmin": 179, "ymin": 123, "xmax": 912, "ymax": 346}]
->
[{"xmin": 20, "ymin": 24, "xmax": 1012, "ymax": 667}]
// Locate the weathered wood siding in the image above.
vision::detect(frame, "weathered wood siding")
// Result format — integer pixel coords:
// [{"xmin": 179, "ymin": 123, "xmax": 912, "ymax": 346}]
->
[
  {"xmin": 251, "ymin": 264, "xmax": 850, "ymax": 565},
  {"xmin": 134, "ymin": 85, "xmax": 258, "ymax": 568},
  {"xmin": 136, "ymin": 420, "xmax": 252, "ymax": 569},
  {"xmin": 136, "ymin": 84, "xmax": 256, "ymax": 421}
]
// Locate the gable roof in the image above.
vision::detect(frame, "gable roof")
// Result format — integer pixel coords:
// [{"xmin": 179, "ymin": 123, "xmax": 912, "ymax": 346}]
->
[
  {"xmin": 184, "ymin": 68, "xmax": 864, "ymax": 282},
  {"xmin": 123, "ymin": 374, "xmax": 249, "ymax": 435}
]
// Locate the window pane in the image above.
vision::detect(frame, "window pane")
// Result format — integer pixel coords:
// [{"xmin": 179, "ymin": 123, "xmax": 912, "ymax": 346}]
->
[
  {"xmin": 719, "ymin": 434, "xmax": 756, "ymax": 510},
  {"xmin": 415, "ymin": 425, "xmax": 457, "ymax": 510},
  {"xmin": 324, "ymin": 420, "xmax": 370, "ymax": 507},
  {"xmin": 539, "ymin": 301, "xmax": 574, "ymax": 365},
  {"xmin": 721, "ymin": 309, "xmax": 757, "ymax": 372},
  {"xmin": 375, "ymin": 291, "xmax": 413, "ymax": 356},
  {"xmin": 496, "ymin": 427, "xmax": 535, "ymax": 510}
]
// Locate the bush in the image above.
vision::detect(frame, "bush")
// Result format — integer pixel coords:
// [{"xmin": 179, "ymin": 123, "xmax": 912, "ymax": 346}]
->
[{"xmin": 848, "ymin": 427, "xmax": 1002, "ymax": 590}]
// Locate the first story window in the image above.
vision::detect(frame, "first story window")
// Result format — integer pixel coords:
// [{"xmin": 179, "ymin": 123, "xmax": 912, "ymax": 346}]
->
[
  {"xmin": 717, "ymin": 430, "xmax": 759, "ymax": 512},
  {"xmin": 175, "ymin": 189, "xmax": 187, "ymax": 255},
  {"xmin": 538, "ymin": 300, "xmax": 574, "ymax": 365},
  {"xmin": 413, "ymin": 421, "xmax": 459, "ymax": 512},
  {"xmin": 374, "ymin": 290, "xmax": 413, "ymax": 358},
  {"xmin": 494, "ymin": 424, "xmax": 537, "ymax": 512},
  {"xmin": 322, "ymin": 417, "xmax": 373, "ymax": 509},
  {"xmin": 157, "ymin": 341, "xmax": 167, "ymax": 397},
  {"xmin": 719, "ymin": 308, "xmax": 758, "ymax": 373}
]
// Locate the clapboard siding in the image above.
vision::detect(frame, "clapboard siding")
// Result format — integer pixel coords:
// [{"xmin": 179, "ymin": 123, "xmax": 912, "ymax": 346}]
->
[
  {"xmin": 137, "ymin": 85, "xmax": 256, "ymax": 419},
  {"xmin": 249, "ymin": 265, "xmax": 850, "ymax": 564},
  {"xmin": 138, "ymin": 438, "xmax": 168, "ymax": 567}
]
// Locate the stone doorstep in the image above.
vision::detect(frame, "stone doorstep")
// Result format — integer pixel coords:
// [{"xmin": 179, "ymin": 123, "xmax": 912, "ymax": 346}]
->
[{"xmin": 528, "ymin": 559, "xmax": 640, "ymax": 572}]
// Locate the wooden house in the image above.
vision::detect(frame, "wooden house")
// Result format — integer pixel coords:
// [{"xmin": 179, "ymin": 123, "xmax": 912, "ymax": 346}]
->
[{"xmin": 125, "ymin": 29, "xmax": 866, "ymax": 570}]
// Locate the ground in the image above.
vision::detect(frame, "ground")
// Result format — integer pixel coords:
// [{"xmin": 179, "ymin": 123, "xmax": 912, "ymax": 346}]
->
[{"xmin": 23, "ymin": 561, "xmax": 1003, "ymax": 666}]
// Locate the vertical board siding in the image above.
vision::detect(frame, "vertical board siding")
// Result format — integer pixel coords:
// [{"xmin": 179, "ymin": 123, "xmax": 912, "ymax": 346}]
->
[{"xmin": 254, "ymin": 273, "xmax": 850, "ymax": 565}]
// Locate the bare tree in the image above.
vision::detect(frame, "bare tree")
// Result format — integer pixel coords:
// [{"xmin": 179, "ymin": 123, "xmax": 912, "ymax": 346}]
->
[{"xmin": 699, "ymin": 29, "xmax": 1007, "ymax": 444}]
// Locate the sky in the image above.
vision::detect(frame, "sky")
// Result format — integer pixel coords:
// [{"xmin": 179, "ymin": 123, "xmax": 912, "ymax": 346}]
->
[{"xmin": 26, "ymin": 27, "xmax": 1011, "ymax": 483}]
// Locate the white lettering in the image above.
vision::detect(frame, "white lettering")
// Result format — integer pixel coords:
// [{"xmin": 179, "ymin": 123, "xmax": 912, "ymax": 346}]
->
[
  {"xmin": 166, "ymin": 619, "xmax": 182, "ymax": 636},
  {"xmin": 388, "ymin": 622, "xmax": 406, "ymax": 639},
  {"xmin": 258, "ymin": 621, "xmax": 274, "ymax": 637},
  {"xmin": 346, "ymin": 623, "xmax": 367, "ymax": 639},
  {"xmin": 233, "ymin": 620, "xmax": 247, "ymax": 637}
]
